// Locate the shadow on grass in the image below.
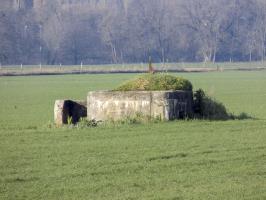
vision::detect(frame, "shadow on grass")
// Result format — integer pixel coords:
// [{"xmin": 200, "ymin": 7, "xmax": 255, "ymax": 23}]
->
[{"xmin": 148, "ymin": 153, "xmax": 188, "ymax": 162}]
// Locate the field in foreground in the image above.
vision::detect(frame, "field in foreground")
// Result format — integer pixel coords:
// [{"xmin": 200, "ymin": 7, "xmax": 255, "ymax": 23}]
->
[{"xmin": 0, "ymin": 71, "xmax": 266, "ymax": 199}]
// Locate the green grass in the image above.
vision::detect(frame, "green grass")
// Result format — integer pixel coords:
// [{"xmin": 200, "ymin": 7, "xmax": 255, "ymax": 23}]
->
[{"xmin": 0, "ymin": 71, "xmax": 266, "ymax": 199}]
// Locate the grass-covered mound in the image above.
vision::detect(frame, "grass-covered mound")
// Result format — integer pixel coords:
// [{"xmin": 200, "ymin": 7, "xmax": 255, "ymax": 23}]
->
[{"xmin": 115, "ymin": 74, "xmax": 193, "ymax": 91}]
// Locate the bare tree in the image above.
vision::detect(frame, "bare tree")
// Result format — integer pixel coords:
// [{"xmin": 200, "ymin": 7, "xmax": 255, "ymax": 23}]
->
[
  {"xmin": 253, "ymin": 0, "xmax": 266, "ymax": 62},
  {"xmin": 3, "ymin": 0, "xmax": 266, "ymax": 64},
  {"xmin": 182, "ymin": 0, "xmax": 234, "ymax": 62}
]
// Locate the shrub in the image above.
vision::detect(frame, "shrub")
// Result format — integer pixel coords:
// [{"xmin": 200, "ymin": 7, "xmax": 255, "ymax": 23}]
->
[
  {"xmin": 193, "ymin": 89, "xmax": 231, "ymax": 120},
  {"xmin": 114, "ymin": 73, "xmax": 193, "ymax": 91},
  {"xmin": 76, "ymin": 118, "xmax": 98, "ymax": 129},
  {"xmin": 233, "ymin": 112, "xmax": 253, "ymax": 120}
]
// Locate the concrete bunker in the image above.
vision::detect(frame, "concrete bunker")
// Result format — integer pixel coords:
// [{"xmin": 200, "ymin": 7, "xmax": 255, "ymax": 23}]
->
[
  {"xmin": 54, "ymin": 90, "xmax": 193, "ymax": 125},
  {"xmin": 54, "ymin": 74, "xmax": 195, "ymax": 125},
  {"xmin": 87, "ymin": 90, "xmax": 193, "ymax": 121}
]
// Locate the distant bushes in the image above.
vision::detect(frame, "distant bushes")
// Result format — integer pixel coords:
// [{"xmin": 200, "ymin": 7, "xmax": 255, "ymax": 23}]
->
[{"xmin": 114, "ymin": 74, "xmax": 193, "ymax": 91}]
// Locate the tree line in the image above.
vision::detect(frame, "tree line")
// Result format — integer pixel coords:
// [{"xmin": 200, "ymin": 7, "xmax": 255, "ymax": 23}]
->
[{"xmin": 1, "ymin": 0, "xmax": 266, "ymax": 65}]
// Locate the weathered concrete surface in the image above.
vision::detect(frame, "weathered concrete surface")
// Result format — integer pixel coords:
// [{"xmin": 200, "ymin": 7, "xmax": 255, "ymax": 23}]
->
[
  {"xmin": 87, "ymin": 91, "xmax": 193, "ymax": 121},
  {"xmin": 54, "ymin": 100, "xmax": 87, "ymax": 125}
]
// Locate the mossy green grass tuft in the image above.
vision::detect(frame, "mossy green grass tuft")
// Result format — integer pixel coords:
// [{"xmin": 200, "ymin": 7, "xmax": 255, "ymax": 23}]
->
[{"xmin": 115, "ymin": 73, "xmax": 193, "ymax": 91}]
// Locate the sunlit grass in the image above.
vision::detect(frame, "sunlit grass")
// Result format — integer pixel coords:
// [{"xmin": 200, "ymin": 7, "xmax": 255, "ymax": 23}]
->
[{"xmin": 0, "ymin": 71, "xmax": 266, "ymax": 199}]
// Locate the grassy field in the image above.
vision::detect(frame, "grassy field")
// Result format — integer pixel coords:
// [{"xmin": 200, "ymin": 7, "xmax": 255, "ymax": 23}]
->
[{"xmin": 0, "ymin": 71, "xmax": 266, "ymax": 199}]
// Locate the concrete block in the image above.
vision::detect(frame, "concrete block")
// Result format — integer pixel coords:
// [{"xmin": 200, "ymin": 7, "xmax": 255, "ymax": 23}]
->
[
  {"xmin": 54, "ymin": 100, "xmax": 87, "ymax": 125},
  {"xmin": 87, "ymin": 91, "xmax": 193, "ymax": 121}
]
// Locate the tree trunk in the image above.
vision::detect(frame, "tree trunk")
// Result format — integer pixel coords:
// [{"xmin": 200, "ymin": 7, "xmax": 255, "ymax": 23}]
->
[
  {"xmin": 110, "ymin": 43, "xmax": 117, "ymax": 64},
  {"xmin": 212, "ymin": 48, "xmax": 216, "ymax": 63}
]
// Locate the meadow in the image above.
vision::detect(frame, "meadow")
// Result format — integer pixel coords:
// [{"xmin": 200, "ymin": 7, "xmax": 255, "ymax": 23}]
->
[{"xmin": 0, "ymin": 71, "xmax": 266, "ymax": 199}]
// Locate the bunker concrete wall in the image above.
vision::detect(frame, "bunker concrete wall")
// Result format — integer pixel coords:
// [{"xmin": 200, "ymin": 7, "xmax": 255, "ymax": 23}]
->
[
  {"xmin": 87, "ymin": 91, "xmax": 193, "ymax": 121},
  {"xmin": 54, "ymin": 100, "xmax": 87, "ymax": 125}
]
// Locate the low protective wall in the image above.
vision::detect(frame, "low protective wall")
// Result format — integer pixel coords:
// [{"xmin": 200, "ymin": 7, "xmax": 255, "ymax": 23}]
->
[
  {"xmin": 54, "ymin": 100, "xmax": 87, "ymax": 125},
  {"xmin": 87, "ymin": 91, "xmax": 193, "ymax": 121}
]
